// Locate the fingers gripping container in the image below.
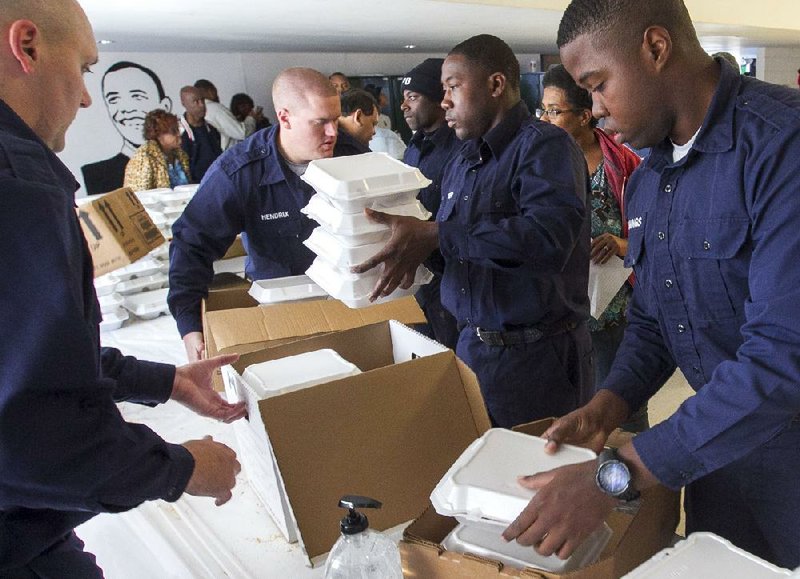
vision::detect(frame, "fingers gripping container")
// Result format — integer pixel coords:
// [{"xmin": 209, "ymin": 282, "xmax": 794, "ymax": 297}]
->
[
  {"xmin": 301, "ymin": 152, "xmax": 431, "ymax": 213},
  {"xmin": 431, "ymin": 428, "xmax": 612, "ymax": 573}
]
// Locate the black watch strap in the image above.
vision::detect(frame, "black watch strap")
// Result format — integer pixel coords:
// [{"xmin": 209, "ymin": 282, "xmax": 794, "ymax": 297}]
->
[{"xmin": 596, "ymin": 448, "xmax": 641, "ymax": 502}]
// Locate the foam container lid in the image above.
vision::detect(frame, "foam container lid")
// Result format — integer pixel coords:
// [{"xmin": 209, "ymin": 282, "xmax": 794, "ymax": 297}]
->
[
  {"xmin": 302, "ymin": 226, "xmax": 387, "ymax": 268},
  {"xmin": 98, "ymin": 291, "xmax": 124, "ymax": 315},
  {"xmin": 241, "ymin": 348, "xmax": 361, "ymax": 399},
  {"xmin": 431, "ymin": 428, "xmax": 597, "ymax": 525},
  {"xmin": 313, "ymin": 188, "xmax": 422, "ymax": 214},
  {"xmin": 301, "ymin": 152, "xmax": 431, "ymax": 199},
  {"xmin": 172, "ymin": 184, "xmax": 199, "ymax": 195},
  {"xmin": 114, "ymin": 256, "xmax": 164, "ymax": 280},
  {"xmin": 301, "ymin": 193, "xmax": 430, "ymax": 237},
  {"xmin": 94, "ymin": 273, "xmax": 120, "ymax": 297},
  {"xmin": 121, "ymin": 287, "xmax": 169, "ymax": 319},
  {"xmin": 136, "ymin": 188, "xmax": 172, "ymax": 209},
  {"xmin": 306, "ymin": 256, "xmax": 432, "ymax": 309},
  {"xmin": 623, "ymin": 532, "xmax": 792, "ymax": 578},
  {"xmin": 115, "ymin": 273, "xmax": 168, "ymax": 296},
  {"xmin": 248, "ymin": 275, "xmax": 327, "ymax": 305},
  {"xmin": 99, "ymin": 307, "xmax": 129, "ymax": 332},
  {"xmin": 443, "ymin": 520, "xmax": 613, "ymax": 574},
  {"xmin": 156, "ymin": 190, "xmax": 193, "ymax": 207}
]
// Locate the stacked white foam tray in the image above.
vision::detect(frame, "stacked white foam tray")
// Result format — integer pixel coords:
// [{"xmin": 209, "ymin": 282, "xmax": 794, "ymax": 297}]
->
[
  {"xmin": 300, "ymin": 152, "xmax": 434, "ymax": 308},
  {"xmin": 430, "ymin": 428, "xmax": 613, "ymax": 574},
  {"xmin": 138, "ymin": 184, "xmax": 198, "ymax": 241}
]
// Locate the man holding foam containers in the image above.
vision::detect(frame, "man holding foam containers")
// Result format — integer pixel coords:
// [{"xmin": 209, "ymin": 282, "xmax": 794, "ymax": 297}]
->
[
  {"xmin": 354, "ymin": 34, "xmax": 592, "ymax": 429},
  {"xmin": 169, "ymin": 67, "xmax": 346, "ymax": 362}
]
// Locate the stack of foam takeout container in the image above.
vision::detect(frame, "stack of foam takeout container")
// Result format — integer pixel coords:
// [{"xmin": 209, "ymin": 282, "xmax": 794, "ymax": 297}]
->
[
  {"xmin": 300, "ymin": 152, "xmax": 433, "ymax": 308},
  {"xmin": 430, "ymin": 428, "xmax": 614, "ymax": 574},
  {"xmin": 94, "ymin": 254, "xmax": 170, "ymax": 330},
  {"xmin": 138, "ymin": 184, "xmax": 198, "ymax": 240}
]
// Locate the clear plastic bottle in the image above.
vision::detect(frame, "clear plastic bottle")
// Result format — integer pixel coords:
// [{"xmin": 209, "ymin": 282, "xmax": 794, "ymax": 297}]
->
[{"xmin": 323, "ymin": 495, "xmax": 403, "ymax": 579}]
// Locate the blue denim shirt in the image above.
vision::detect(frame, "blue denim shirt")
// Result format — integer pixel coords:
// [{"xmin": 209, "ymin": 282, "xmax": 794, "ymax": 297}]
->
[
  {"xmin": 605, "ymin": 61, "xmax": 800, "ymax": 490},
  {"xmin": 169, "ymin": 125, "xmax": 319, "ymax": 335},
  {"xmin": 0, "ymin": 99, "xmax": 190, "ymax": 567},
  {"xmin": 436, "ymin": 101, "xmax": 591, "ymax": 330}
]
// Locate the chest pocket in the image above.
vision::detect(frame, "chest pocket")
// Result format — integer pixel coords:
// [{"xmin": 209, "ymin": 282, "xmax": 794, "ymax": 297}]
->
[{"xmin": 676, "ymin": 217, "xmax": 751, "ymax": 320}]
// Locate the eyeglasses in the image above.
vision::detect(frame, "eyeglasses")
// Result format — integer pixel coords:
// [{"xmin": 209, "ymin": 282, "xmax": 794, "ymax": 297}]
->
[{"xmin": 535, "ymin": 108, "xmax": 581, "ymax": 120}]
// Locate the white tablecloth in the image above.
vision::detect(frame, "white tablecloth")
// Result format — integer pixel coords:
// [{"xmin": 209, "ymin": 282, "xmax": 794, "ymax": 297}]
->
[{"xmin": 78, "ymin": 316, "xmax": 326, "ymax": 578}]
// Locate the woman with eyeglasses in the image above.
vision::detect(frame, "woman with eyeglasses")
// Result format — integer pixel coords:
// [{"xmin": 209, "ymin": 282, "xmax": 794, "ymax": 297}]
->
[{"xmin": 539, "ymin": 64, "xmax": 646, "ymax": 432}]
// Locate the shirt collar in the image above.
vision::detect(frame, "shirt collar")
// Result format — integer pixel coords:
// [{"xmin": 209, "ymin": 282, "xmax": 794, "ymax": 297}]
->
[
  {"xmin": 410, "ymin": 123, "xmax": 455, "ymax": 149},
  {"xmin": 463, "ymin": 101, "xmax": 531, "ymax": 163},
  {"xmin": 260, "ymin": 125, "xmax": 291, "ymax": 186}
]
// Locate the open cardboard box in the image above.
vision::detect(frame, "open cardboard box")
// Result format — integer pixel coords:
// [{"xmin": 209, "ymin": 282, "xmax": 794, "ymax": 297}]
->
[
  {"xmin": 400, "ymin": 419, "xmax": 680, "ymax": 578},
  {"xmin": 77, "ymin": 187, "xmax": 164, "ymax": 277},
  {"xmin": 222, "ymin": 320, "xmax": 490, "ymax": 565}
]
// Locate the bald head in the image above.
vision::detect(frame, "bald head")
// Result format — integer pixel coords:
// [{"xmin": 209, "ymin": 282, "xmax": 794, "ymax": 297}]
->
[
  {"xmin": 1, "ymin": 0, "xmax": 88, "ymax": 42},
  {"xmin": 272, "ymin": 67, "xmax": 338, "ymax": 114}
]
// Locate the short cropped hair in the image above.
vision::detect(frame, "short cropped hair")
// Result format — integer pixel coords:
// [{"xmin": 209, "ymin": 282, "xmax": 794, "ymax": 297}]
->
[
  {"xmin": 448, "ymin": 34, "xmax": 520, "ymax": 92},
  {"xmin": 542, "ymin": 64, "xmax": 597, "ymax": 126},
  {"xmin": 340, "ymin": 89, "xmax": 377, "ymax": 116},
  {"xmin": 143, "ymin": 109, "xmax": 179, "ymax": 141},
  {"xmin": 557, "ymin": 0, "xmax": 697, "ymax": 50}
]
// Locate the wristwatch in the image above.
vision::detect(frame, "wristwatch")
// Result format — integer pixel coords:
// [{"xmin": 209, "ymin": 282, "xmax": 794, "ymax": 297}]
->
[{"xmin": 595, "ymin": 448, "xmax": 640, "ymax": 502}]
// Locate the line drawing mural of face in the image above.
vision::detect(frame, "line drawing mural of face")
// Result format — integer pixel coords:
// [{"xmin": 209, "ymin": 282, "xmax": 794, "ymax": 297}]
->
[{"xmin": 101, "ymin": 61, "xmax": 172, "ymax": 156}]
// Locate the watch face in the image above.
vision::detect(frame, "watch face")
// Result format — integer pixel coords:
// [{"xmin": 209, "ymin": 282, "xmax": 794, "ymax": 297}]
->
[{"xmin": 598, "ymin": 462, "xmax": 630, "ymax": 495}]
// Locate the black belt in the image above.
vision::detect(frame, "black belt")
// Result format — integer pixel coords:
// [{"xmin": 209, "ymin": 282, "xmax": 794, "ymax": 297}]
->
[{"xmin": 474, "ymin": 320, "xmax": 579, "ymax": 347}]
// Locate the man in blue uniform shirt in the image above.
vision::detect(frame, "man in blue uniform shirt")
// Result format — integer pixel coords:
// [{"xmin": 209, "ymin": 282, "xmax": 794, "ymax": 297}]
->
[
  {"xmin": 400, "ymin": 58, "xmax": 461, "ymax": 349},
  {"xmin": 169, "ymin": 67, "xmax": 342, "ymax": 361},
  {"xmin": 334, "ymin": 88, "xmax": 377, "ymax": 156},
  {"xmin": 354, "ymin": 35, "xmax": 592, "ymax": 428},
  {"xmin": 502, "ymin": 0, "xmax": 800, "ymax": 570},
  {"xmin": 0, "ymin": 1, "xmax": 246, "ymax": 575}
]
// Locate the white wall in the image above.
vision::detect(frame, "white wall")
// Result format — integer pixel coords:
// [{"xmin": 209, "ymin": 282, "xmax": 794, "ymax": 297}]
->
[
  {"xmin": 758, "ymin": 46, "xmax": 800, "ymax": 88},
  {"xmin": 59, "ymin": 50, "xmax": 540, "ymax": 196}
]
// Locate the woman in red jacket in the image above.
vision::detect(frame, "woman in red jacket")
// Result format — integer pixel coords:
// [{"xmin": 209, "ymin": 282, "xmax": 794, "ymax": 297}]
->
[{"xmin": 538, "ymin": 64, "xmax": 646, "ymax": 431}]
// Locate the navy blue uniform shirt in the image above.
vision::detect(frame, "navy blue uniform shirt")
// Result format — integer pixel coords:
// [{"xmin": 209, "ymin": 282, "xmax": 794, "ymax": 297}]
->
[
  {"xmin": 403, "ymin": 123, "xmax": 461, "ymax": 216},
  {"xmin": 436, "ymin": 101, "xmax": 591, "ymax": 330},
  {"xmin": 169, "ymin": 125, "xmax": 320, "ymax": 336},
  {"xmin": 0, "ymin": 99, "xmax": 193, "ymax": 569},
  {"xmin": 605, "ymin": 61, "xmax": 800, "ymax": 490},
  {"xmin": 181, "ymin": 118, "xmax": 222, "ymax": 182},
  {"xmin": 333, "ymin": 128, "xmax": 371, "ymax": 156}
]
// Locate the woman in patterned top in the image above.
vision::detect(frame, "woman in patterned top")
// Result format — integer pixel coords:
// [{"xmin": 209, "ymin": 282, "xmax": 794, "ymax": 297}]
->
[
  {"xmin": 538, "ymin": 64, "xmax": 646, "ymax": 431},
  {"xmin": 124, "ymin": 109, "xmax": 191, "ymax": 191}
]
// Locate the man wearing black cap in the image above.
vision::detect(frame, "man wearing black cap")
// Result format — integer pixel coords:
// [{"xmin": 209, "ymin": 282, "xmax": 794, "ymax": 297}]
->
[{"xmin": 400, "ymin": 58, "xmax": 461, "ymax": 349}]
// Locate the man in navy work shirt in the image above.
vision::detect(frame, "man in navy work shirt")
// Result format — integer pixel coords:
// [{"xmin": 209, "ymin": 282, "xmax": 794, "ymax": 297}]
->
[
  {"xmin": 180, "ymin": 85, "xmax": 223, "ymax": 182},
  {"xmin": 400, "ymin": 57, "xmax": 461, "ymax": 349},
  {"xmin": 169, "ymin": 68, "xmax": 342, "ymax": 361},
  {"xmin": 334, "ymin": 88, "xmax": 378, "ymax": 156},
  {"xmin": 503, "ymin": 0, "xmax": 800, "ymax": 570},
  {"xmin": 354, "ymin": 35, "xmax": 592, "ymax": 429},
  {"xmin": 0, "ymin": 1, "xmax": 246, "ymax": 575}
]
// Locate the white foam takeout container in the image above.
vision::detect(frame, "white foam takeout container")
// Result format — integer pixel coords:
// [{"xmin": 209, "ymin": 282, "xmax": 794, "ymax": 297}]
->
[
  {"xmin": 302, "ymin": 227, "xmax": 386, "ymax": 269},
  {"xmin": 431, "ymin": 428, "xmax": 597, "ymax": 526},
  {"xmin": 115, "ymin": 273, "xmax": 168, "ymax": 296},
  {"xmin": 301, "ymin": 193, "xmax": 430, "ymax": 244},
  {"xmin": 94, "ymin": 273, "xmax": 120, "ymax": 297},
  {"xmin": 98, "ymin": 292, "xmax": 124, "ymax": 315},
  {"xmin": 248, "ymin": 275, "xmax": 327, "ymax": 305},
  {"xmin": 241, "ymin": 349, "xmax": 361, "ymax": 399},
  {"xmin": 99, "ymin": 307, "xmax": 129, "ymax": 332},
  {"xmin": 135, "ymin": 188, "xmax": 172, "ymax": 211},
  {"xmin": 443, "ymin": 520, "xmax": 613, "ymax": 574},
  {"xmin": 622, "ymin": 532, "xmax": 792, "ymax": 578},
  {"xmin": 301, "ymin": 152, "xmax": 431, "ymax": 213},
  {"xmin": 121, "ymin": 287, "xmax": 170, "ymax": 319},
  {"xmin": 306, "ymin": 256, "xmax": 432, "ymax": 309},
  {"xmin": 113, "ymin": 256, "xmax": 164, "ymax": 281}
]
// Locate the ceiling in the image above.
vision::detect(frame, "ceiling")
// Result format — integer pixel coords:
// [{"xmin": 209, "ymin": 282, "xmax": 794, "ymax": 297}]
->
[{"xmin": 78, "ymin": 0, "xmax": 800, "ymax": 56}]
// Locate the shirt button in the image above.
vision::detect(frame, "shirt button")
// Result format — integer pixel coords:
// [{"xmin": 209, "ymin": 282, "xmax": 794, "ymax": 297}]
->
[
  {"xmin": 664, "ymin": 184, "xmax": 673, "ymax": 193},
  {"xmin": 460, "ymin": 288, "xmax": 466, "ymax": 295},
  {"xmin": 677, "ymin": 324, "xmax": 686, "ymax": 333},
  {"xmin": 658, "ymin": 231, "xmax": 665, "ymax": 240},
  {"xmin": 703, "ymin": 240, "xmax": 711, "ymax": 250},
  {"xmin": 692, "ymin": 365, "xmax": 701, "ymax": 374},
  {"xmin": 458, "ymin": 259, "xmax": 464, "ymax": 265},
  {"xmin": 463, "ymin": 195, "xmax": 469, "ymax": 201},
  {"xmin": 665, "ymin": 279, "xmax": 673, "ymax": 288}
]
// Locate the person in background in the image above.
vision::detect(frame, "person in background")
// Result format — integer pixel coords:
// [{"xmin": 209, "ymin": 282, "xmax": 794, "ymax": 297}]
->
[
  {"xmin": 539, "ymin": 64, "xmax": 646, "ymax": 432},
  {"xmin": 329, "ymin": 71, "xmax": 351, "ymax": 94},
  {"xmin": 363, "ymin": 83, "xmax": 406, "ymax": 159},
  {"xmin": 335, "ymin": 88, "xmax": 378, "ymax": 155},
  {"xmin": 0, "ymin": 1, "xmax": 246, "ymax": 575},
  {"xmin": 364, "ymin": 83, "xmax": 392, "ymax": 129},
  {"xmin": 82, "ymin": 61, "xmax": 172, "ymax": 195},
  {"xmin": 353, "ymin": 35, "xmax": 592, "ymax": 429},
  {"xmin": 502, "ymin": 0, "xmax": 800, "ymax": 569},
  {"xmin": 712, "ymin": 51, "xmax": 740, "ymax": 71},
  {"xmin": 194, "ymin": 78, "xmax": 249, "ymax": 150},
  {"xmin": 399, "ymin": 57, "xmax": 461, "ymax": 349},
  {"xmin": 169, "ymin": 68, "xmax": 342, "ymax": 362},
  {"xmin": 179, "ymin": 85, "xmax": 222, "ymax": 182},
  {"xmin": 124, "ymin": 109, "xmax": 191, "ymax": 191},
  {"xmin": 230, "ymin": 92, "xmax": 271, "ymax": 132}
]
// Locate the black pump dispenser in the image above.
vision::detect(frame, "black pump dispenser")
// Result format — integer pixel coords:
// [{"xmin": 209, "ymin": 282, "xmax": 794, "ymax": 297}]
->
[{"xmin": 337, "ymin": 495, "xmax": 382, "ymax": 535}]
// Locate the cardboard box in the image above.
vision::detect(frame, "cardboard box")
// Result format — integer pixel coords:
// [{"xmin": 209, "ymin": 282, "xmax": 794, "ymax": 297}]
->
[
  {"xmin": 77, "ymin": 187, "xmax": 164, "ymax": 277},
  {"xmin": 399, "ymin": 419, "xmax": 680, "ymax": 579},
  {"xmin": 222, "ymin": 320, "xmax": 490, "ymax": 565}
]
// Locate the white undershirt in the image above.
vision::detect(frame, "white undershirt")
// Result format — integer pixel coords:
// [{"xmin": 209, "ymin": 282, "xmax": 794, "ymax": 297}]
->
[{"xmin": 671, "ymin": 126, "xmax": 701, "ymax": 163}]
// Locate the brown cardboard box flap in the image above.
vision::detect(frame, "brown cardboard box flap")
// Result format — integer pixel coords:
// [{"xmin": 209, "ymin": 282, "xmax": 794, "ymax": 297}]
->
[{"xmin": 207, "ymin": 295, "xmax": 425, "ymax": 352}]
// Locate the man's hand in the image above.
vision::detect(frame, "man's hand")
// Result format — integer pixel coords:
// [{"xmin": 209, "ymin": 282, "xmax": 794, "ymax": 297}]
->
[
  {"xmin": 183, "ymin": 331, "xmax": 205, "ymax": 362},
  {"xmin": 591, "ymin": 233, "xmax": 628, "ymax": 265},
  {"xmin": 182, "ymin": 436, "xmax": 241, "ymax": 506},
  {"xmin": 172, "ymin": 353, "xmax": 247, "ymax": 423},
  {"xmin": 502, "ymin": 461, "xmax": 617, "ymax": 559},
  {"xmin": 350, "ymin": 208, "xmax": 439, "ymax": 301},
  {"xmin": 541, "ymin": 390, "xmax": 630, "ymax": 454}
]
